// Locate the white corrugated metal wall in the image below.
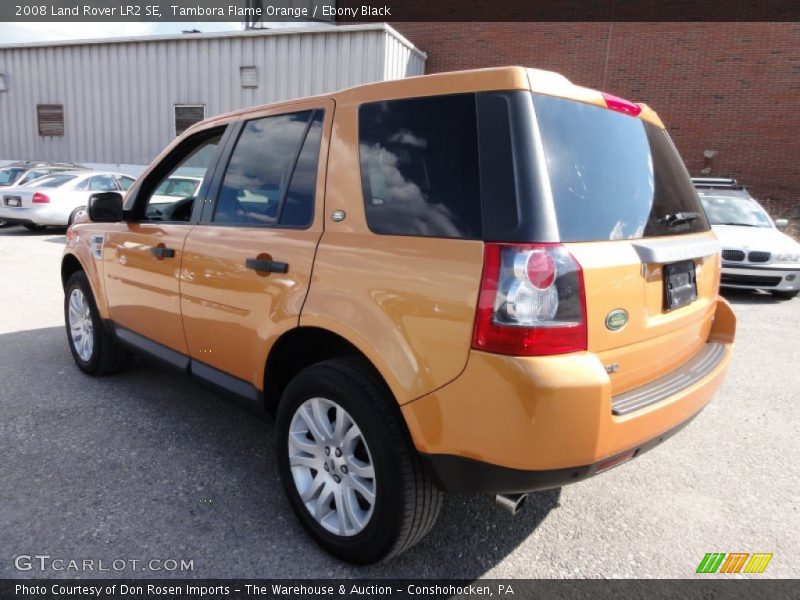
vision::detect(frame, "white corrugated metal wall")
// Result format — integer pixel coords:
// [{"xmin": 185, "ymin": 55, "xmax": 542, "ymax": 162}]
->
[{"xmin": 0, "ymin": 24, "xmax": 425, "ymax": 165}]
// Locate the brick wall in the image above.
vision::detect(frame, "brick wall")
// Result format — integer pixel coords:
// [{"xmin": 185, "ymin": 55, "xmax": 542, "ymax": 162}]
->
[{"xmin": 394, "ymin": 23, "xmax": 800, "ymax": 218}]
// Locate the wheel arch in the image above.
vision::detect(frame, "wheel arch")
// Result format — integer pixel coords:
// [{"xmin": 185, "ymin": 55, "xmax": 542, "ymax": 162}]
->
[
  {"xmin": 61, "ymin": 253, "xmax": 84, "ymax": 288},
  {"xmin": 61, "ymin": 250, "xmax": 111, "ymax": 320},
  {"xmin": 263, "ymin": 326, "xmax": 396, "ymax": 416}
]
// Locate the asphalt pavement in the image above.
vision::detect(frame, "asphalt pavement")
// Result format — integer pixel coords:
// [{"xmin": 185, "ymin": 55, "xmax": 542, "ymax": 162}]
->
[{"xmin": 0, "ymin": 225, "xmax": 797, "ymax": 578}]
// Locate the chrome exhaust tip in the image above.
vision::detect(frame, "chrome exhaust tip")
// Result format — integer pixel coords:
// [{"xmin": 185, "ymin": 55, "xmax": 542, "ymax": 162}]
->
[{"xmin": 495, "ymin": 493, "xmax": 528, "ymax": 515}]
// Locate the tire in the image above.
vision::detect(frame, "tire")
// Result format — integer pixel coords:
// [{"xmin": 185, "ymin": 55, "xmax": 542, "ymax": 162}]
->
[
  {"xmin": 23, "ymin": 223, "xmax": 47, "ymax": 232},
  {"xmin": 64, "ymin": 271, "xmax": 133, "ymax": 375},
  {"xmin": 771, "ymin": 290, "xmax": 799, "ymax": 300},
  {"xmin": 276, "ymin": 357, "xmax": 443, "ymax": 564}
]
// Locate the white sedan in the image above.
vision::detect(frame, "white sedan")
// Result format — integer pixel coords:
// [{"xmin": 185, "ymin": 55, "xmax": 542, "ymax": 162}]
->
[
  {"xmin": 695, "ymin": 179, "xmax": 800, "ymax": 300},
  {"xmin": 0, "ymin": 171, "xmax": 135, "ymax": 230}
]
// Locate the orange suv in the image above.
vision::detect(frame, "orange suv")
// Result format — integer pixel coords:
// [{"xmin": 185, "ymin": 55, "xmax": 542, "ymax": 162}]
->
[{"xmin": 61, "ymin": 67, "xmax": 735, "ymax": 564}]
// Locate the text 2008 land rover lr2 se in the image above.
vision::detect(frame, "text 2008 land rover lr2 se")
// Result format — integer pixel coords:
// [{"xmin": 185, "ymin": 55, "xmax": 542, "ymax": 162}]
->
[{"xmin": 62, "ymin": 67, "xmax": 735, "ymax": 564}]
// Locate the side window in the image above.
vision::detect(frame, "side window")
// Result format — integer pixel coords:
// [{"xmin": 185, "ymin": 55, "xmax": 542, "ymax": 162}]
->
[
  {"xmin": 118, "ymin": 176, "xmax": 136, "ymax": 191},
  {"xmin": 20, "ymin": 170, "xmax": 47, "ymax": 185},
  {"xmin": 167, "ymin": 178, "xmax": 200, "ymax": 197},
  {"xmin": 87, "ymin": 175, "xmax": 118, "ymax": 191},
  {"xmin": 281, "ymin": 111, "xmax": 324, "ymax": 227},
  {"xmin": 134, "ymin": 129, "xmax": 223, "ymax": 222},
  {"xmin": 75, "ymin": 175, "xmax": 117, "ymax": 191},
  {"xmin": 213, "ymin": 110, "xmax": 322, "ymax": 228},
  {"xmin": 358, "ymin": 94, "xmax": 482, "ymax": 239}
]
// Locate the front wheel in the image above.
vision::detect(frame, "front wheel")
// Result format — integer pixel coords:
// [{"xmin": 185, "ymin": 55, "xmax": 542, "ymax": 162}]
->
[
  {"xmin": 64, "ymin": 271, "xmax": 132, "ymax": 375},
  {"xmin": 771, "ymin": 290, "xmax": 799, "ymax": 300},
  {"xmin": 276, "ymin": 358, "xmax": 442, "ymax": 564}
]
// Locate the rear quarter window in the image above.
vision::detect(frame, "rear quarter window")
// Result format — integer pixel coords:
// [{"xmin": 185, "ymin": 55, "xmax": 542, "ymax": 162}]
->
[
  {"xmin": 358, "ymin": 94, "xmax": 482, "ymax": 239},
  {"xmin": 533, "ymin": 93, "xmax": 709, "ymax": 242}
]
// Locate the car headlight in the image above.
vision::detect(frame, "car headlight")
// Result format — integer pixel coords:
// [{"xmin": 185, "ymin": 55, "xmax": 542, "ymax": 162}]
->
[{"xmin": 774, "ymin": 253, "xmax": 800, "ymax": 263}]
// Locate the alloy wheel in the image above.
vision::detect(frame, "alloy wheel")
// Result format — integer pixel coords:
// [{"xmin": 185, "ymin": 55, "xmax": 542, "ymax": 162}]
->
[
  {"xmin": 288, "ymin": 397, "xmax": 376, "ymax": 537},
  {"xmin": 68, "ymin": 288, "xmax": 94, "ymax": 361}
]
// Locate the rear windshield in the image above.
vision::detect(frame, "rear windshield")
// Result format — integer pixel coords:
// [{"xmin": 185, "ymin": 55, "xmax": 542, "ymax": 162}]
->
[
  {"xmin": 533, "ymin": 94, "xmax": 709, "ymax": 242},
  {"xmin": 0, "ymin": 168, "xmax": 25, "ymax": 186},
  {"xmin": 699, "ymin": 194, "xmax": 773, "ymax": 228},
  {"xmin": 29, "ymin": 174, "xmax": 77, "ymax": 188}
]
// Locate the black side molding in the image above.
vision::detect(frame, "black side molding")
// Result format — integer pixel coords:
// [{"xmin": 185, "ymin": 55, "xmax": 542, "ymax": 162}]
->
[
  {"xmin": 115, "ymin": 326, "xmax": 189, "ymax": 370},
  {"xmin": 111, "ymin": 325, "xmax": 266, "ymax": 418},
  {"xmin": 420, "ymin": 410, "xmax": 701, "ymax": 494}
]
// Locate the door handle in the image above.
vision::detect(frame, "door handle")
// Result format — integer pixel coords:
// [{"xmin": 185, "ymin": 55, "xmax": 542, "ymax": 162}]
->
[
  {"xmin": 151, "ymin": 246, "xmax": 176, "ymax": 258},
  {"xmin": 245, "ymin": 257, "xmax": 289, "ymax": 274}
]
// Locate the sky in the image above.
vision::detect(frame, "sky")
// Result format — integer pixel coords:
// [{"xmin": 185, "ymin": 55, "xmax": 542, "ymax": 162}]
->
[{"xmin": 0, "ymin": 21, "xmax": 243, "ymax": 44}]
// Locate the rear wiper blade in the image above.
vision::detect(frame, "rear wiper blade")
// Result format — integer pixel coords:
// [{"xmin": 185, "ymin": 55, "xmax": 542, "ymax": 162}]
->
[
  {"xmin": 660, "ymin": 211, "xmax": 701, "ymax": 227},
  {"xmin": 715, "ymin": 222, "xmax": 758, "ymax": 227}
]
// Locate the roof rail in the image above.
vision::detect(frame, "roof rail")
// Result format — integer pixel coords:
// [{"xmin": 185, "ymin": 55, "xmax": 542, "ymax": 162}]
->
[{"xmin": 691, "ymin": 177, "xmax": 744, "ymax": 190}]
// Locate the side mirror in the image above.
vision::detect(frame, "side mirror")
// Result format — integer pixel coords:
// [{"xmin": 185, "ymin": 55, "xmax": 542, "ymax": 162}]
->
[
  {"xmin": 87, "ymin": 192, "xmax": 124, "ymax": 223},
  {"xmin": 775, "ymin": 218, "xmax": 789, "ymax": 230}
]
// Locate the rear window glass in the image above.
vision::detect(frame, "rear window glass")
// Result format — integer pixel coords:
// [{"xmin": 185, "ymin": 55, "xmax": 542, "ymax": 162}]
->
[
  {"xmin": 533, "ymin": 94, "xmax": 709, "ymax": 242},
  {"xmin": 29, "ymin": 174, "xmax": 77, "ymax": 188},
  {"xmin": 358, "ymin": 94, "xmax": 482, "ymax": 239},
  {"xmin": 0, "ymin": 168, "xmax": 25, "ymax": 185}
]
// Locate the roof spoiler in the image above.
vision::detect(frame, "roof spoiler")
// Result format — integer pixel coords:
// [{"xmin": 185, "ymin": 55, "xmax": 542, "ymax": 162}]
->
[{"xmin": 691, "ymin": 177, "xmax": 745, "ymax": 190}]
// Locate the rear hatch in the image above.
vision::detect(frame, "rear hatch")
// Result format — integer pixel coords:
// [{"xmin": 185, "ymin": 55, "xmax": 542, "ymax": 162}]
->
[{"xmin": 531, "ymin": 92, "xmax": 720, "ymax": 396}]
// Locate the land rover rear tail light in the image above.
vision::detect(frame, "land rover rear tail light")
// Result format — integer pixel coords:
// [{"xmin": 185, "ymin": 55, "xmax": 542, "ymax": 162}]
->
[{"xmin": 472, "ymin": 243, "xmax": 587, "ymax": 356}]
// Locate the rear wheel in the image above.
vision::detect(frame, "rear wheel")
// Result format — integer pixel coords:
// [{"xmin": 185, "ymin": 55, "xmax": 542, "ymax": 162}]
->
[
  {"xmin": 771, "ymin": 290, "xmax": 799, "ymax": 300},
  {"xmin": 276, "ymin": 357, "xmax": 442, "ymax": 564},
  {"xmin": 23, "ymin": 223, "xmax": 47, "ymax": 232},
  {"xmin": 67, "ymin": 207, "xmax": 85, "ymax": 226},
  {"xmin": 64, "ymin": 271, "xmax": 132, "ymax": 375}
]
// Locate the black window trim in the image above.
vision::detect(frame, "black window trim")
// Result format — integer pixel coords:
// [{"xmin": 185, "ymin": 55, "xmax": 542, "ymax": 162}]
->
[
  {"xmin": 201, "ymin": 107, "xmax": 325, "ymax": 231},
  {"xmin": 127, "ymin": 124, "xmax": 233, "ymax": 224}
]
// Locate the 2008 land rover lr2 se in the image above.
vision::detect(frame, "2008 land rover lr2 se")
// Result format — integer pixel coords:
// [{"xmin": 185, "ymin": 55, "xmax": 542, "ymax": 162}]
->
[{"xmin": 62, "ymin": 67, "xmax": 736, "ymax": 564}]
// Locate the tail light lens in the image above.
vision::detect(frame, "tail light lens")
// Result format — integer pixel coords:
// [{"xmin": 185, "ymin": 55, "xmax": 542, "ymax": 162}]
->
[
  {"xmin": 32, "ymin": 192, "xmax": 50, "ymax": 204},
  {"xmin": 472, "ymin": 243, "xmax": 587, "ymax": 356}
]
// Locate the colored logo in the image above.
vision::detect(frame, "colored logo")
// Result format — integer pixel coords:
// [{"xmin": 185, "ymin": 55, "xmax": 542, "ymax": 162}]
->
[
  {"xmin": 696, "ymin": 552, "xmax": 773, "ymax": 574},
  {"xmin": 605, "ymin": 309, "xmax": 628, "ymax": 331}
]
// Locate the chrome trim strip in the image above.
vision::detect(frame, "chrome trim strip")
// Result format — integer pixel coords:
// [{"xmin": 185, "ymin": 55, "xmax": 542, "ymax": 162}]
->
[{"xmin": 632, "ymin": 238, "xmax": 721, "ymax": 264}]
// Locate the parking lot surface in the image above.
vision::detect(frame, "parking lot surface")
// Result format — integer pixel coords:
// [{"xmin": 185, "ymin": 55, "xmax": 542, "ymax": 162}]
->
[{"xmin": 0, "ymin": 226, "xmax": 798, "ymax": 578}]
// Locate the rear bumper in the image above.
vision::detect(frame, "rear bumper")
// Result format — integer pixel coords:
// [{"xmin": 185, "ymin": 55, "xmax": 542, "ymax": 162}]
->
[
  {"xmin": 0, "ymin": 206, "xmax": 68, "ymax": 226},
  {"xmin": 721, "ymin": 263, "xmax": 800, "ymax": 292},
  {"xmin": 420, "ymin": 412, "xmax": 699, "ymax": 494},
  {"xmin": 403, "ymin": 298, "xmax": 735, "ymax": 494}
]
